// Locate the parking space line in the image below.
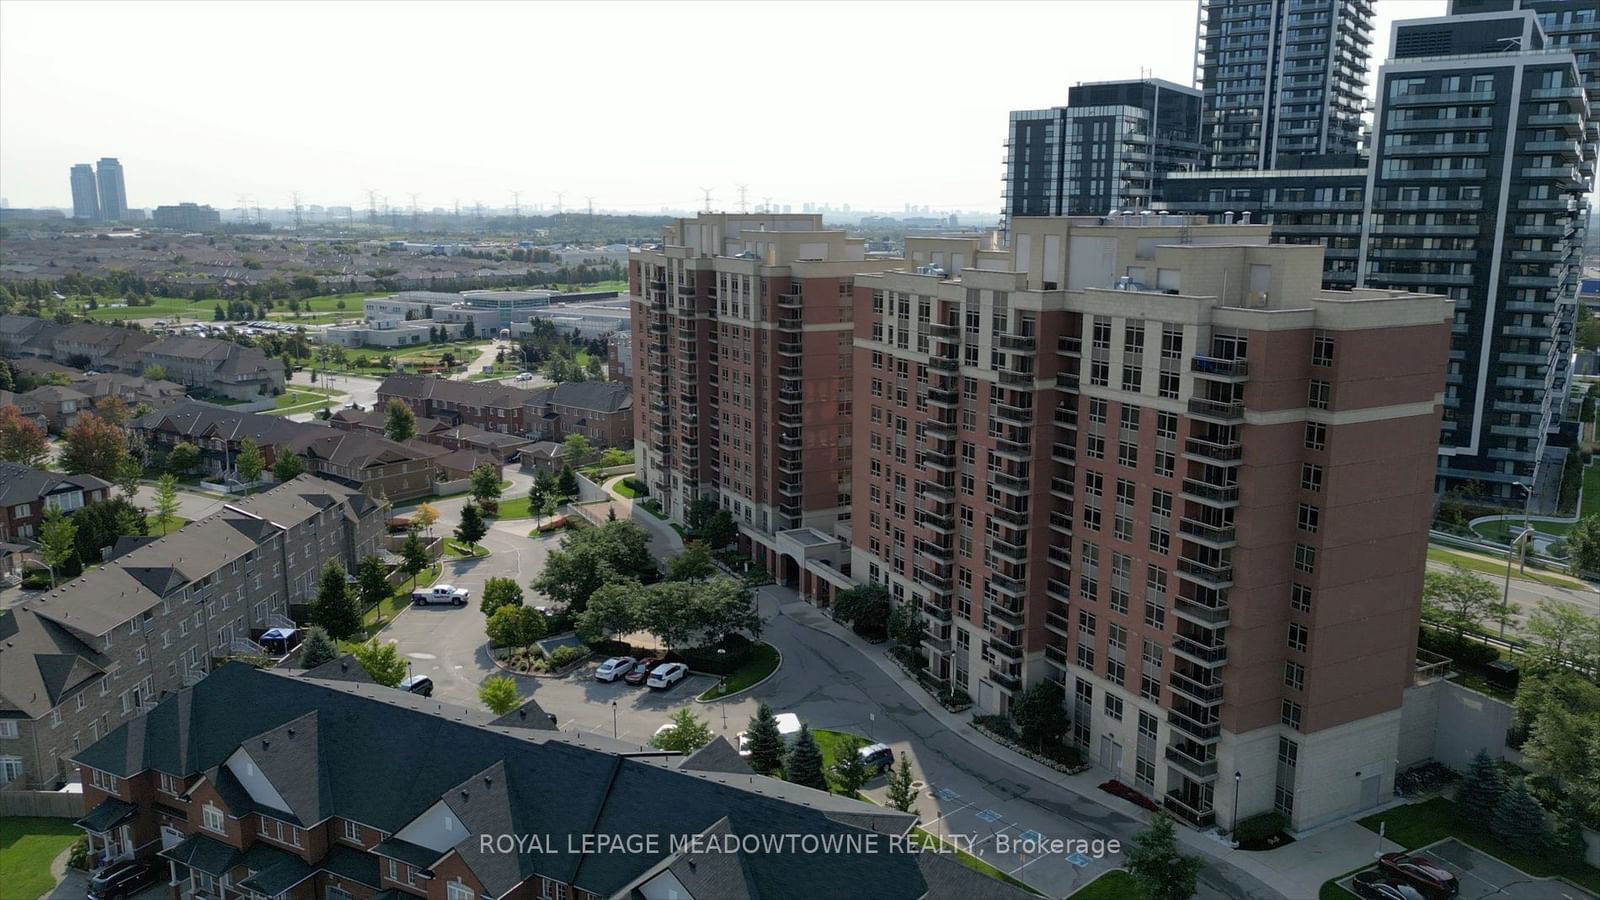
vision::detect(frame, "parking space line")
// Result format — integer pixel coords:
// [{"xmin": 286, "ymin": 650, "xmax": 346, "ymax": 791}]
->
[
  {"xmin": 920, "ymin": 801, "xmax": 973, "ymax": 829},
  {"xmin": 1420, "ymin": 850, "xmax": 1501, "ymax": 893},
  {"xmin": 968, "ymin": 823, "xmax": 1014, "ymax": 849},
  {"xmin": 975, "ymin": 808, "xmax": 1003, "ymax": 823}
]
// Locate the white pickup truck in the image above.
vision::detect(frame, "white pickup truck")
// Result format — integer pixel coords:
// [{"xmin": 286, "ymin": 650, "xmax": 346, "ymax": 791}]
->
[{"xmin": 412, "ymin": 584, "xmax": 470, "ymax": 607}]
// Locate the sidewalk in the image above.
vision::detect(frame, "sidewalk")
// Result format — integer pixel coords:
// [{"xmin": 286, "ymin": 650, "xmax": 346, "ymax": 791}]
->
[
  {"xmin": 600, "ymin": 474, "xmax": 684, "ymax": 559},
  {"xmin": 768, "ymin": 587, "xmax": 1401, "ymax": 900}
]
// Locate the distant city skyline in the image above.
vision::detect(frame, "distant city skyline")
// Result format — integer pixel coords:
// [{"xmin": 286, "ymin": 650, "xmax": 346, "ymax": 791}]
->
[{"xmin": 0, "ymin": 0, "xmax": 1444, "ymax": 214}]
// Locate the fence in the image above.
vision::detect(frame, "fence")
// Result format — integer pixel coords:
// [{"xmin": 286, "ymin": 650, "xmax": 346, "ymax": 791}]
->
[{"xmin": 0, "ymin": 787, "xmax": 83, "ymax": 818}]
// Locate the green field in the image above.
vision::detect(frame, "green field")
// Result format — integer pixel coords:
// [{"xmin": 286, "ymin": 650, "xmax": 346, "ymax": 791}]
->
[
  {"xmin": 697, "ymin": 642, "xmax": 780, "ymax": 700},
  {"xmin": 1426, "ymin": 546, "xmax": 1585, "ymax": 588},
  {"xmin": 1585, "ymin": 464, "xmax": 1600, "ymax": 519},
  {"xmin": 266, "ymin": 387, "xmax": 345, "ymax": 416},
  {"xmin": 0, "ymin": 816, "xmax": 80, "ymax": 900}
]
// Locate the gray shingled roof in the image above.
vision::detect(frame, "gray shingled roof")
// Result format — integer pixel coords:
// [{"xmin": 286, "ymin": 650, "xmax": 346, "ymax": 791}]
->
[
  {"xmin": 0, "ymin": 463, "xmax": 109, "ymax": 509},
  {"xmin": 540, "ymin": 380, "xmax": 632, "ymax": 414}
]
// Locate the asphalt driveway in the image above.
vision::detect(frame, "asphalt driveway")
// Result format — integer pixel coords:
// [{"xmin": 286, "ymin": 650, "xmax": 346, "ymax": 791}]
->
[{"xmin": 1337, "ymin": 839, "xmax": 1598, "ymax": 900}]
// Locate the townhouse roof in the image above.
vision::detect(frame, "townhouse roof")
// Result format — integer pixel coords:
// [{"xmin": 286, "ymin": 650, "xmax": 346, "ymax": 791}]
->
[
  {"xmin": 287, "ymin": 429, "xmax": 444, "ymax": 471},
  {"xmin": 71, "ymin": 373, "xmax": 186, "ymax": 402},
  {"xmin": 0, "ymin": 314, "xmax": 49, "ymax": 338},
  {"xmin": 528, "ymin": 380, "xmax": 632, "ymax": 414},
  {"xmin": 519, "ymin": 441, "xmax": 563, "ymax": 461},
  {"xmin": 140, "ymin": 336, "xmax": 284, "ymax": 378},
  {"xmin": 21, "ymin": 384, "xmax": 89, "ymax": 404},
  {"xmin": 55, "ymin": 323, "xmax": 152, "ymax": 352},
  {"xmin": 376, "ymin": 373, "xmax": 527, "ymax": 408},
  {"xmin": 9, "ymin": 357, "xmax": 77, "ymax": 377},
  {"xmin": 0, "ymin": 462, "xmax": 110, "ymax": 509},
  {"xmin": 131, "ymin": 401, "xmax": 307, "ymax": 447},
  {"xmin": 329, "ymin": 407, "xmax": 450, "ymax": 436},
  {"xmin": 72, "ymin": 664, "xmax": 1005, "ymax": 899},
  {"xmin": 0, "ymin": 606, "xmax": 112, "ymax": 718}
]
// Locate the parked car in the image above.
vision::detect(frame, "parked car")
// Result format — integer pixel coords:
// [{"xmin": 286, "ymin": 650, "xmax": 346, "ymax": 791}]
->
[
  {"xmin": 624, "ymin": 657, "xmax": 662, "ymax": 686},
  {"xmin": 1352, "ymin": 871, "xmax": 1430, "ymax": 900},
  {"xmin": 647, "ymin": 662, "xmax": 688, "ymax": 689},
  {"xmin": 87, "ymin": 860, "xmax": 160, "ymax": 900},
  {"xmin": 853, "ymin": 742, "xmax": 895, "ymax": 775},
  {"xmin": 595, "ymin": 656, "xmax": 637, "ymax": 682},
  {"xmin": 738, "ymin": 712, "xmax": 802, "ymax": 756},
  {"xmin": 1378, "ymin": 853, "xmax": 1458, "ymax": 899},
  {"xmin": 516, "ymin": 372, "xmax": 534, "ymax": 381},
  {"xmin": 399, "ymin": 675, "xmax": 433, "ymax": 697},
  {"xmin": 412, "ymin": 584, "xmax": 470, "ymax": 606}
]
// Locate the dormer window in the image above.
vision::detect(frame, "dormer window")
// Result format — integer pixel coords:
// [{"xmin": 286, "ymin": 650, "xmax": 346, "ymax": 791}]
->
[{"xmin": 202, "ymin": 803, "xmax": 225, "ymax": 834}]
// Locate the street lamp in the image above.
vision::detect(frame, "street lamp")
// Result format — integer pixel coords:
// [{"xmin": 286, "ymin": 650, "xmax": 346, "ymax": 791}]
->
[
  {"xmin": 717, "ymin": 648, "xmax": 728, "ymax": 732},
  {"xmin": 1512, "ymin": 481, "xmax": 1533, "ymax": 575},
  {"xmin": 1500, "ymin": 526, "xmax": 1536, "ymax": 640},
  {"xmin": 1232, "ymin": 771, "xmax": 1242, "ymax": 841},
  {"xmin": 611, "ymin": 700, "xmax": 618, "ymax": 739}
]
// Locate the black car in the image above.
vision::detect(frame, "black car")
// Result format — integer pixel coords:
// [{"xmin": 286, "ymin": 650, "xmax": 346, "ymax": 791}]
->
[
  {"xmin": 399, "ymin": 675, "xmax": 433, "ymax": 697},
  {"xmin": 87, "ymin": 860, "xmax": 160, "ymax": 900},
  {"xmin": 1352, "ymin": 871, "xmax": 1429, "ymax": 900}
]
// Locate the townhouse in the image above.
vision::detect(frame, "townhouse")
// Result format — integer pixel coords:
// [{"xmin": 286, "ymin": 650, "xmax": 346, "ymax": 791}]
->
[
  {"xmin": 0, "ymin": 462, "xmax": 111, "ymax": 541},
  {"xmin": 375, "ymin": 375, "xmax": 534, "ymax": 435},
  {"xmin": 135, "ymin": 336, "xmax": 286, "ymax": 400},
  {"xmin": 328, "ymin": 408, "xmax": 535, "ymax": 463},
  {"xmin": 522, "ymin": 380, "xmax": 634, "ymax": 448},
  {"xmin": 0, "ymin": 475, "xmax": 384, "ymax": 790},
  {"xmin": 69, "ymin": 662, "xmax": 1027, "ymax": 900}
]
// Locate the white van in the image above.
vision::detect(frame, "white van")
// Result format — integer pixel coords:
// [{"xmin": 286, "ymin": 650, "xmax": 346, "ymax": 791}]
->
[{"xmin": 737, "ymin": 712, "xmax": 802, "ymax": 757}]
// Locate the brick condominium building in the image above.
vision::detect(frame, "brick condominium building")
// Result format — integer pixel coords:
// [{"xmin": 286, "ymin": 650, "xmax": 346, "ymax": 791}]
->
[
  {"xmin": 0, "ymin": 476, "xmax": 383, "ymax": 790},
  {"xmin": 849, "ymin": 214, "xmax": 1451, "ymax": 833}
]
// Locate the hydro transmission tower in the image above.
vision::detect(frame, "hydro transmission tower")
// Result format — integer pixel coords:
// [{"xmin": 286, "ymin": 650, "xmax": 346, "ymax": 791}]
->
[{"xmin": 700, "ymin": 187, "xmax": 714, "ymax": 212}]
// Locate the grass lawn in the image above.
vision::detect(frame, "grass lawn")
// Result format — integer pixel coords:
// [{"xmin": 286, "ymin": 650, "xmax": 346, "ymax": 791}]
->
[
  {"xmin": 612, "ymin": 478, "xmax": 642, "ymax": 499},
  {"xmin": 697, "ymin": 642, "xmax": 780, "ymax": 700},
  {"xmin": 1425, "ymin": 546, "xmax": 1584, "ymax": 589},
  {"xmin": 812, "ymin": 729, "xmax": 867, "ymax": 772},
  {"xmin": 1471, "ymin": 518, "xmax": 1574, "ymax": 542},
  {"xmin": 444, "ymin": 539, "xmax": 490, "ymax": 559},
  {"xmin": 363, "ymin": 564, "xmax": 442, "ymax": 631},
  {"xmin": 1585, "ymin": 464, "xmax": 1600, "ymax": 519},
  {"xmin": 145, "ymin": 513, "xmax": 189, "ymax": 535},
  {"xmin": 0, "ymin": 816, "xmax": 80, "ymax": 900},
  {"xmin": 912, "ymin": 827, "xmax": 1041, "ymax": 896},
  {"xmin": 491, "ymin": 495, "xmax": 572, "ymax": 520},
  {"xmin": 1359, "ymin": 797, "xmax": 1600, "ymax": 894},
  {"xmin": 1068, "ymin": 870, "xmax": 1136, "ymax": 899},
  {"xmin": 639, "ymin": 499, "xmax": 670, "ymax": 522}
]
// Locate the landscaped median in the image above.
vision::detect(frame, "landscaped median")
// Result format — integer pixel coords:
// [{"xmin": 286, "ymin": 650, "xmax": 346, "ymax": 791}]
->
[
  {"xmin": 265, "ymin": 386, "xmax": 346, "ymax": 417},
  {"xmin": 362, "ymin": 564, "xmax": 442, "ymax": 633},
  {"xmin": 1065, "ymin": 869, "xmax": 1135, "ymax": 899},
  {"xmin": 911, "ymin": 827, "xmax": 1042, "ymax": 896},
  {"xmin": 696, "ymin": 641, "xmax": 781, "ymax": 700}
]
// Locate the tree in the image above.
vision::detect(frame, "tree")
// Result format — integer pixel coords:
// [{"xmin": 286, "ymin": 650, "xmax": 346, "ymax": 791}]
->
[
  {"xmin": 534, "ymin": 468, "xmax": 558, "ymax": 501},
  {"xmin": 142, "ymin": 363, "xmax": 166, "ymax": 382},
  {"xmin": 0, "ymin": 405, "xmax": 49, "ymax": 466},
  {"xmin": 353, "ymin": 638, "xmax": 408, "ymax": 688},
  {"xmin": 311, "ymin": 560, "xmax": 361, "ymax": 640},
  {"xmin": 886, "ymin": 754, "xmax": 919, "ymax": 812},
  {"xmin": 575, "ymin": 580, "xmax": 642, "ymax": 642},
  {"xmin": 356, "ymin": 555, "xmax": 390, "ymax": 612},
  {"xmin": 1579, "ymin": 318, "xmax": 1600, "ymax": 353},
  {"xmin": 71, "ymin": 497, "xmax": 145, "ymax": 566},
  {"xmin": 699, "ymin": 509, "xmax": 737, "ymax": 550},
  {"xmin": 114, "ymin": 453, "xmax": 142, "ymax": 499},
  {"xmin": 1012, "ymin": 680, "xmax": 1071, "ymax": 750},
  {"xmin": 298, "ymin": 626, "xmax": 338, "ymax": 669},
  {"xmin": 833, "ymin": 583, "xmax": 891, "ymax": 639},
  {"xmin": 599, "ymin": 448, "xmax": 632, "ymax": 468},
  {"xmin": 833, "ymin": 735, "xmax": 870, "ymax": 797},
  {"xmin": 412, "ymin": 502, "xmax": 439, "ymax": 537},
  {"xmin": 784, "ymin": 725, "xmax": 828, "ymax": 791},
  {"xmin": 38, "ymin": 508, "xmax": 77, "ymax": 586},
  {"xmin": 272, "ymin": 450, "xmax": 305, "ymax": 482},
  {"xmin": 400, "ymin": 528, "xmax": 429, "ymax": 588},
  {"xmin": 384, "ymin": 398, "xmax": 417, "ymax": 442},
  {"xmin": 454, "ymin": 502, "xmax": 488, "ymax": 553},
  {"xmin": 1568, "ymin": 515, "xmax": 1600, "ymax": 576},
  {"xmin": 562, "ymin": 432, "xmax": 594, "ymax": 467},
  {"xmin": 1457, "ymin": 748, "xmax": 1508, "ymax": 824},
  {"xmin": 888, "ymin": 599, "xmax": 925, "ymax": 649},
  {"xmin": 527, "ymin": 479, "xmax": 548, "ymax": 523},
  {"xmin": 487, "ymin": 604, "xmax": 548, "ymax": 648},
  {"xmin": 61, "ymin": 413, "xmax": 130, "ymax": 480},
  {"xmin": 166, "ymin": 441, "xmax": 201, "ymax": 476},
  {"xmin": 479, "ymin": 675, "xmax": 520, "ymax": 715},
  {"xmin": 1422, "ymin": 565, "xmax": 1510, "ymax": 636},
  {"xmin": 155, "ymin": 473, "xmax": 179, "ymax": 535},
  {"xmin": 94, "ymin": 395, "xmax": 130, "ymax": 427},
  {"xmin": 556, "ymin": 464, "xmax": 578, "ymax": 498},
  {"xmin": 745, "ymin": 704, "xmax": 786, "ymax": 776},
  {"xmin": 649, "ymin": 707, "xmax": 714, "ymax": 753},
  {"xmin": 531, "ymin": 521, "xmax": 658, "ymax": 613},
  {"xmin": 213, "ymin": 303, "xmax": 226, "ymax": 321},
  {"xmin": 1553, "ymin": 812, "xmax": 1589, "ymax": 866},
  {"xmin": 1126, "ymin": 813, "xmax": 1203, "ymax": 900},
  {"xmin": 665, "ymin": 542, "xmax": 716, "ymax": 582},
  {"xmin": 235, "ymin": 437, "xmax": 265, "ymax": 483},
  {"xmin": 1491, "ymin": 782, "xmax": 1552, "ymax": 855},
  {"xmin": 481, "ymin": 576, "xmax": 526, "ymax": 615},
  {"xmin": 1513, "ymin": 672, "xmax": 1600, "ymax": 822},
  {"xmin": 470, "ymin": 464, "xmax": 503, "ymax": 506},
  {"xmin": 1525, "ymin": 597, "xmax": 1600, "ymax": 673}
]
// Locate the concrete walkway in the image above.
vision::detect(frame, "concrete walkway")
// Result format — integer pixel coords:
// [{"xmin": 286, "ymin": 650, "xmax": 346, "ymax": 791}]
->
[
  {"xmin": 601, "ymin": 474, "xmax": 684, "ymax": 557},
  {"xmin": 772, "ymin": 588, "xmax": 1403, "ymax": 900}
]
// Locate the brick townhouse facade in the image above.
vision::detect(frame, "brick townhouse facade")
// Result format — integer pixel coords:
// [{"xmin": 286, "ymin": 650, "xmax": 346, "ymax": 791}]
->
[
  {"xmin": 375, "ymin": 375, "xmax": 533, "ymax": 436},
  {"xmin": 68, "ymin": 662, "xmax": 1026, "ymax": 900},
  {"xmin": 0, "ymin": 462, "xmax": 111, "ymax": 542},
  {"xmin": 523, "ymin": 380, "xmax": 634, "ymax": 448},
  {"xmin": 0, "ymin": 476, "xmax": 384, "ymax": 790},
  {"xmin": 135, "ymin": 336, "xmax": 287, "ymax": 400}
]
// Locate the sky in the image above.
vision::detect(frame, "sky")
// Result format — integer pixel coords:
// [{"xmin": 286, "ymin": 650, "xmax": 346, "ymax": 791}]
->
[{"xmin": 0, "ymin": 0, "xmax": 1447, "ymax": 215}]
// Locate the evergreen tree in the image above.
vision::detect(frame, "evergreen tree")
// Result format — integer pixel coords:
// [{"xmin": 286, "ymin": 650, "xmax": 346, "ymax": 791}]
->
[
  {"xmin": 557, "ymin": 464, "xmax": 578, "ymax": 498},
  {"xmin": 455, "ymin": 502, "xmax": 488, "ymax": 553},
  {"xmin": 886, "ymin": 754, "xmax": 919, "ymax": 812},
  {"xmin": 1491, "ymin": 782, "xmax": 1551, "ymax": 855},
  {"xmin": 479, "ymin": 675, "xmax": 520, "ymax": 714},
  {"xmin": 745, "ymin": 703, "xmax": 785, "ymax": 775},
  {"xmin": 784, "ymin": 725, "xmax": 828, "ymax": 791},
  {"xmin": 1457, "ymin": 748, "xmax": 1508, "ymax": 824},
  {"xmin": 1126, "ymin": 813, "xmax": 1203, "ymax": 900},
  {"xmin": 1553, "ymin": 813, "xmax": 1589, "ymax": 867},
  {"xmin": 833, "ymin": 735, "xmax": 870, "ymax": 798},
  {"xmin": 355, "ymin": 555, "xmax": 390, "ymax": 611},
  {"xmin": 310, "ymin": 560, "xmax": 361, "ymax": 640},
  {"xmin": 400, "ymin": 528, "xmax": 429, "ymax": 588},
  {"xmin": 385, "ymin": 399, "xmax": 417, "ymax": 442},
  {"xmin": 298, "ymin": 626, "xmax": 338, "ymax": 669}
]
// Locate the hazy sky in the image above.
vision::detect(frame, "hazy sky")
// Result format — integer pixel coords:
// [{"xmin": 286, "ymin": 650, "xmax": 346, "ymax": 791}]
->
[{"xmin": 0, "ymin": 0, "xmax": 1446, "ymax": 214}]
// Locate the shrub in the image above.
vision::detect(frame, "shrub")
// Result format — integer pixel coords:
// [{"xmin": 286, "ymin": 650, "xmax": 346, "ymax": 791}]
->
[
  {"xmin": 548, "ymin": 645, "xmax": 587, "ymax": 668},
  {"xmin": 1234, "ymin": 811, "xmax": 1288, "ymax": 849},
  {"xmin": 67, "ymin": 836, "xmax": 90, "ymax": 870},
  {"xmin": 1419, "ymin": 627, "xmax": 1501, "ymax": 668}
]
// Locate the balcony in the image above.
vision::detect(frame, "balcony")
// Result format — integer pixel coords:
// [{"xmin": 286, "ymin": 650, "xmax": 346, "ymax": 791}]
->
[
  {"xmin": 1187, "ymin": 398, "xmax": 1245, "ymax": 421},
  {"xmin": 923, "ymin": 630, "xmax": 952, "ymax": 653},
  {"xmin": 1050, "ymin": 477, "xmax": 1074, "ymax": 500},
  {"xmin": 777, "ymin": 342, "xmax": 803, "ymax": 356},
  {"xmin": 1056, "ymin": 336, "xmax": 1083, "ymax": 356},
  {"xmin": 1174, "ymin": 597, "xmax": 1232, "ymax": 630},
  {"xmin": 1171, "ymin": 627, "xmax": 1228, "ymax": 662},
  {"xmin": 917, "ymin": 510, "xmax": 954, "ymax": 533},
  {"xmin": 1179, "ymin": 518, "xmax": 1236, "ymax": 547},
  {"xmin": 1163, "ymin": 792, "xmax": 1217, "ymax": 828},
  {"xmin": 923, "ymin": 449, "xmax": 956, "ymax": 471},
  {"xmin": 989, "ymin": 535, "xmax": 1028, "ymax": 564},
  {"xmin": 992, "ymin": 437, "xmax": 1032, "ymax": 462},
  {"xmin": 1049, "ymin": 511, "xmax": 1073, "ymax": 536},
  {"xmin": 919, "ymin": 479, "xmax": 955, "ymax": 502},
  {"xmin": 1181, "ymin": 478, "xmax": 1239, "ymax": 506},
  {"xmin": 1183, "ymin": 437, "xmax": 1242, "ymax": 464},
  {"xmin": 1164, "ymin": 746, "xmax": 1219, "ymax": 782},
  {"xmin": 989, "ymin": 600, "xmax": 1025, "ymax": 629},
  {"xmin": 1046, "ymin": 578, "xmax": 1071, "ymax": 603},
  {"xmin": 1166, "ymin": 709, "xmax": 1221, "ymax": 742},
  {"xmin": 927, "ymin": 356, "xmax": 960, "ymax": 373},
  {"xmin": 990, "ymin": 670, "xmax": 1022, "ymax": 692},
  {"xmin": 922, "ymin": 599, "xmax": 953, "ymax": 622},
  {"xmin": 917, "ymin": 538, "xmax": 954, "ymax": 564},
  {"xmin": 998, "ymin": 370, "xmax": 1036, "ymax": 388},
  {"xmin": 1169, "ymin": 671, "xmax": 1224, "ymax": 706},
  {"xmin": 927, "ymin": 322, "xmax": 959, "ymax": 340},
  {"xmin": 1051, "ymin": 442, "xmax": 1076, "ymax": 465},
  {"xmin": 1176, "ymin": 558, "xmax": 1234, "ymax": 589},
  {"xmin": 1190, "ymin": 355, "xmax": 1249, "ymax": 379},
  {"xmin": 990, "ymin": 471, "xmax": 1031, "ymax": 495},
  {"xmin": 776, "ymin": 292, "xmax": 803, "ymax": 309},
  {"xmin": 990, "ymin": 573, "xmax": 1026, "ymax": 598},
  {"xmin": 926, "ymin": 387, "xmax": 959, "ymax": 408},
  {"xmin": 995, "ymin": 334, "xmax": 1036, "ymax": 353},
  {"xmin": 1056, "ymin": 371, "xmax": 1081, "ymax": 390},
  {"xmin": 777, "ymin": 431, "xmax": 802, "ymax": 452},
  {"xmin": 994, "ymin": 402, "xmax": 1031, "ymax": 426},
  {"xmin": 991, "ymin": 505, "xmax": 1028, "ymax": 528}
]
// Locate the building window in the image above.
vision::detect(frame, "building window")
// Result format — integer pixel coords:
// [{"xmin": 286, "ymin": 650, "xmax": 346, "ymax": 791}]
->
[
  {"xmin": 202, "ymin": 803, "xmax": 226, "ymax": 834},
  {"xmin": 0, "ymin": 721, "xmax": 16, "ymax": 739},
  {"xmin": 1104, "ymin": 693, "xmax": 1124, "ymax": 722},
  {"xmin": 1304, "ymin": 422, "xmax": 1326, "ymax": 451},
  {"xmin": 1281, "ymin": 699, "xmax": 1303, "ymax": 731},
  {"xmin": 1076, "ymin": 611, "xmax": 1097, "ymax": 669},
  {"xmin": 1308, "ymin": 380, "xmax": 1330, "ymax": 410},
  {"xmin": 91, "ymin": 769, "xmax": 119, "ymax": 793},
  {"xmin": 344, "ymin": 819, "xmax": 362, "ymax": 842},
  {"xmin": 1300, "ymin": 463, "xmax": 1322, "ymax": 492},
  {"xmin": 1312, "ymin": 332, "xmax": 1334, "ymax": 366},
  {"xmin": 0, "ymin": 756, "xmax": 21, "ymax": 785},
  {"xmin": 159, "ymin": 773, "xmax": 181, "ymax": 795},
  {"xmin": 1275, "ymin": 737, "xmax": 1299, "ymax": 816},
  {"xmin": 1294, "ymin": 544, "xmax": 1316, "ymax": 574},
  {"xmin": 1284, "ymin": 661, "xmax": 1306, "ymax": 691},
  {"xmin": 1296, "ymin": 503, "xmax": 1319, "ymax": 533},
  {"xmin": 447, "ymin": 881, "xmax": 476, "ymax": 900},
  {"xmin": 1288, "ymin": 623, "xmax": 1309, "ymax": 652},
  {"xmin": 1290, "ymin": 583, "xmax": 1313, "ymax": 613}
]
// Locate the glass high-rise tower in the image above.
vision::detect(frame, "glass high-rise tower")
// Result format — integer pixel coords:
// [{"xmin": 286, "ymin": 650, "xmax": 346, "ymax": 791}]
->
[
  {"xmin": 69, "ymin": 163, "xmax": 99, "ymax": 220},
  {"xmin": 95, "ymin": 157, "xmax": 127, "ymax": 221}
]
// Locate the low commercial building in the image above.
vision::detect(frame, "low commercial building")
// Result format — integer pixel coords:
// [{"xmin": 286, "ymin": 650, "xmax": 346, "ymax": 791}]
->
[
  {"xmin": 66, "ymin": 662, "xmax": 1023, "ymax": 900},
  {"xmin": 0, "ymin": 475, "xmax": 384, "ymax": 789},
  {"xmin": 151, "ymin": 203, "xmax": 222, "ymax": 230}
]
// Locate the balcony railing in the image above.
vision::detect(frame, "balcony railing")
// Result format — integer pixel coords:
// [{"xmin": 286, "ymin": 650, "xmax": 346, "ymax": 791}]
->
[
  {"xmin": 1190, "ymin": 356, "xmax": 1249, "ymax": 378},
  {"xmin": 1187, "ymin": 398, "xmax": 1245, "ymax": 421},
  {"xmin": 1169, "ymin": 671, "xmax": 1225, "ymax": 705},
  {"xmin": 1179, "ymin": 518, "xmax": 1236, "ymax": 545},
  {"xmin": 995, "ymin": 334, "xmax": 1037, "ymax": 352},
  {"xmin": 1183, "ymin": 437, "xmax": 1242, "ymax": 463},
  {"xmin": 1164, "ymin": 745, "xmax": 1219, "ymax": 781},
  {"xmin": 1166, "ymin": 709, "xmax": 1221, "ymax": 742},
  {"xmin": 1181, "ymin": 479, "xmax": 1239, "ymax": 505},
  {"xmin": 1163, "ymin": 792, "xmax": 1217, "ymax": 828},
  {"xmin": 1174, "ymin": 599, "xmax": 1232, "ymax": 630},
  {"xmin": 1056, "ymin": 336, "xmax": 1083, "ymax": 356}
]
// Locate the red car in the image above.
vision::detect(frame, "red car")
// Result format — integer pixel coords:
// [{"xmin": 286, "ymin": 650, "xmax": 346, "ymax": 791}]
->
[
  {"xmin": 1379, "ymin": 852, "xmax": 1458, "ymax": 899},
  {"xmin": 624, "ymin": 658, "xmax": 662, "ymax": 685}
]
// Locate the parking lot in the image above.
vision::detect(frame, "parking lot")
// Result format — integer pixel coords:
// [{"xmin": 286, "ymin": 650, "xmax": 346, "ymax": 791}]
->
[
  {"xmin": 1337, "ymin": 839, "xmax": 1598, "ymax": 900},
  {"xmin": 546, "ymin": 658, "xmax": 715, "ymax": 744}
]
